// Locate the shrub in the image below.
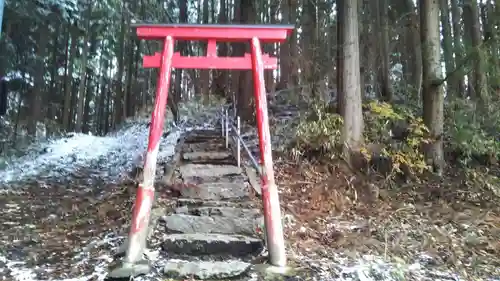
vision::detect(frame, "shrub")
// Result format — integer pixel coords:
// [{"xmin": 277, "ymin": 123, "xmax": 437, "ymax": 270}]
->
[
  {"xmin": 445, "ymin": 99, "xmax": 500, "ymax": 166},
  {"xmin": 362, "ymin": 101, "xmax": 431, "ymax": 177},
  {"xmin": 292, "ymin": 100, "xmax": 431, "ymax": 178},
  {"xmin": 293, "ymin": 102, "xmax": 343, "ymax": 160}
]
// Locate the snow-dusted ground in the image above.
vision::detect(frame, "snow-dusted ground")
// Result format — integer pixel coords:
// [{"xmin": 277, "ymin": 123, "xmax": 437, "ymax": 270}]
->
[
  {"xmin": 0, "ymin": 117, "xmax": 183, "ymax": 281},
  {"xmin": 0, "ymin": 104, "xmax": 497, "ymax": 281},
  {"xmin": 0, "ymin": 106, "xmax": 229, "ymax": 281},
  {"xmin": 0, "ymin": 120, "xmax": 181, "ymax": 186}
]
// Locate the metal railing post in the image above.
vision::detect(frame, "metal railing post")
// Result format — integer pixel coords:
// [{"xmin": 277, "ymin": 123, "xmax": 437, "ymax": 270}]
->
[
  {"xmin": 225, "ymin": 109, "xmax": 229, "ymax": 148},
  {"xmin": 237, "ymin": 116, "xmax": 241, "ymax": 168},
  {"xmin": 221, "ymin": 109, "xmax": 225, "ymax": 137}
]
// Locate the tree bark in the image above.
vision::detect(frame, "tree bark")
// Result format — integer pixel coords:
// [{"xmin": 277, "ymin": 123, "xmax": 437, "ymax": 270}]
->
[
  {"xmin": 113, "ymin": 3, "xmax": 126, "ymax": 128},
  {"xmin": 75, "ymin": 1, "xmax": 92, "ymax": 133},
  {"xmin": 301, "ymin": 0, "xmax": 318, "ymax": 97},
  {"xmin": 337, "ymin": 0, "xmax": 345, "ymax": 115},
  {"xmin": 200, "ymin": 0, "xmax": 210, "ymax": 102},
  {"xmin": 465, "ymin": 0, "xmax": 488, "ymax": 103},
  {"xmin": 235, "ymin": 0, "xmax": 256, "ymax": 122},
  {"xmin": 27, "ymin": 22, "xmax": 49, "ymax": 136},
  {"xmin": 420, "ymin": 0, "xmax": 445, "ymax": 173},
  {"xmin": 62, "ymin": 25, "xmax": 78, "ymax": 131},
  {"xmin": 402, "ymin": 0, "xmax": 423, "ymax": 98},
  {"xmin": 450, "ymin": 0, "xmax": 466, "ymax": 97},
  {"xmin": 440, "ymin": 0, "xmax": 455, "ymax": 96},
  {"xmin": 375, "ymin": 0, "xmax": 392, "ymax": 101},
  {"xmin": 340, "ymin": 0, "xmax": 364, "ymax": 165}
]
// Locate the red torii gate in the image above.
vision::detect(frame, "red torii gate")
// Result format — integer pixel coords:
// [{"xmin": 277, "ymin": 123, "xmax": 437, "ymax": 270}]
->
[{"xmin": 110, "ymin": 23, "xmax": 294, "ymax": 278}]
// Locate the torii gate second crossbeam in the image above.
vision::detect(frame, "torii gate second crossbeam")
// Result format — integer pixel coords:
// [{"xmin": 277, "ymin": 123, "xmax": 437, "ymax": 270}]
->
[{"xmin": 108, "ymin": 23, "xmax": 294, "ymax": 279}]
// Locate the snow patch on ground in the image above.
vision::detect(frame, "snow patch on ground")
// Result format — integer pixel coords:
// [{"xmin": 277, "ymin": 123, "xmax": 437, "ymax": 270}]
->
[
  {"xmin": 294, "ymin": 252, "xmax": 481, "ymax": 281},
  {"xmin": 0, "ymin": 254, "xmax": 110, "ymax": 281},
  {"xmin": 0, "ymin": 121, "xmax": 181, "ymax": 185},
  {"xmin": 0, "ymin": 112, "xmax": 214, "ymax": 281}
]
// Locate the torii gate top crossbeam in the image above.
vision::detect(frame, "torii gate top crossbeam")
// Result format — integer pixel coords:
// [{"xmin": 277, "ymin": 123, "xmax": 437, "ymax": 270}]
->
[
  {"xmin": 131, "ymin": 23, "xmax": 294, "ymax": 42},
  {"xmin": 133, "ymin": 23, "xmax": 294, "ymax": 70}
]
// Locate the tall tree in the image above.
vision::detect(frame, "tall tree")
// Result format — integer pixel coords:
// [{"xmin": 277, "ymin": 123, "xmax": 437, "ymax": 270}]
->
[
  {"xmin": 28, "ymin": 22, "xmax": 49, "ymax": 136},
  {"xmin": 420, "ymin": 0, "xmax": 445, "ymax": 173},
  {"xmin": 450, "ymin": 0, "xmax": 466, "ymax": 97},
  {"xmin": 339, "ymin": 0, "xmax": 364, "ymax": 166},
  {"xmin": 236, "ymin": 0, "xmax": 257, "ymax": 121},
  {"xmin": 440, "ymin": 0, "xmax": 455, "ymax": 96},
  {"xmin": 375, "ymin": 0, "xmax": 392, "ymax": 101},
  {"xmin": 62, "ymin": 25, "xmax": 78, "ymax": 131},
  {"xmin": 279, "ymin": 0, "xmax": 299, "ymax": 90},
  {"xmin": 401, "ymin": 0, "xmax": 422, "ymax": 97},
  {"xmin": 75, "ymin": 1, "xmax": 92, "ymax": 133},
  {"xmin": 301, "ymin": 0, "xmax": 318, "ymax": 96},
  {"xmin": 465, "ymin": 0, "xmax": 488, "ymax": 103},
  {"xmin": 113, "ymin": 3, "xmax": 127, "ymax": 129},
  {"xmin": 200, "ymin": 0, "xmax": 210, "ymax": 101}
]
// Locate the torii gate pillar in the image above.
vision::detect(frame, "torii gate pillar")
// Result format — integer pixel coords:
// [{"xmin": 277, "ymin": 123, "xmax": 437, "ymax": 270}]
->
[{"xmin": 109, "ymin": 23, "xmax": 294, "ymax": 279}]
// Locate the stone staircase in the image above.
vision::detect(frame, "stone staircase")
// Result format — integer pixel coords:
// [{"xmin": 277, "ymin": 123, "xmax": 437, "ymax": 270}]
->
[{"xmin": 153, "ymin": 129, "xmax": 266, "ymax": 280}]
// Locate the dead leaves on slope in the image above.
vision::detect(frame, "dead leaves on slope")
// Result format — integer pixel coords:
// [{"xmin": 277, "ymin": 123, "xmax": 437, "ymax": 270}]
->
[{"xmin": 272, "ymin": 158, "xmax": 500, "ymax": 279}]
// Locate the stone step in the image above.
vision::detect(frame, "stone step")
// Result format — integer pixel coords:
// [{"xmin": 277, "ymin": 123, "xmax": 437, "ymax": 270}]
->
[
  {"xmin": 160, "ymin": 214, "xmax": 262, "ymax": 236},
  {"xmin": 175, "ymin": 205, "xmax": 261, "ymax": 218},
  {"xmin": 186, "ymin": 129, "xmax": 221, "ymax": 137},
  {"xmin": 185, "ymin": 141, "xmax": 226, "ymax": 152},
  {"xmin": 176, "ymin": 198, "xmax": 258, "ymax": 209},
  {"xmin": 179, "ymin": 182, "xmax": 249, "ymax": 201},
  {"xmin": 179, "ymin": 164, "xmax": 243, "ymax": 179},
  {"xmin": 183, "ymin": 151, "xmax": 233, "ymax": 161},
  {"xmin": 183, "ymin": 174, "xmax": 247, "ymax": 185},
  {"xmin": 184, "ymin": 133, "xmax": 221, "ymax": 144},
  {"xmin": 163, "ymin": 259, "xmax": 251, "ymax": 280},
  {"xmin": 161, "ymin": 233, "xmax": 263, "ymax": 256}
]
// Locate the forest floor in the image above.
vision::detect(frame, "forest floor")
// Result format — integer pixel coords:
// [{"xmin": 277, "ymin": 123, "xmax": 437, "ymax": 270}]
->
[
  {"xmin": 244, "ymin": 94, "xmax": 500, "ymax": 280},
  {"xmin": 272, "ymin": 158, "xmax": 500, "ymax": 280},
  {"xmin": 0, "ymin": 116, "xmax": 184, "ymax": 281},
  {"xmin": 0, "ymin": 100, "xmax": 498, "ymax": 281}
]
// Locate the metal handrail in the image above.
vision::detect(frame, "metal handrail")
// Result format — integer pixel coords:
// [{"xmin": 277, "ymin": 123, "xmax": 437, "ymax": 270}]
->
[{"xmin": 219, "ymin": 107, "xmax": 261, "ymax": 175}]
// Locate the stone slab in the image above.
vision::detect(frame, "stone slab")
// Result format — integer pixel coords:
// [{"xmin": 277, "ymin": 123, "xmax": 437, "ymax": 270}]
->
[
  {"xmin": 183, "ymin": 175, "xmax": 247, "ymax": 185},
  {"xmin": 161, "ymin": 233, "xmax": 263, "ymax": 256},
  {"xmin": 163, "ymin": 259, "xmax": 251, "ymax": 280},
  {"xmin": 175, "ymin": 205, "xmax": 261, "ymax": 218},
  {"xmin": 185, "ymin": 141, "xmax": 226, "ymax": 152},
  {"xmin": 180, "ymin": 182, "xmax": 249, "ymax": 200},
  {"xmin": 176, "ymin": 198, "xmax": 257, "ymax": 209},
  {"xmin": 186, "ymin": 129, "xmax": 220, "ymax": 137},
  {"xmin": 161, "ymin": 214, "xmax": 261, "ymax": 236},
  {"xmin": 183, "ymin": 151, "xmax": 232, "ymax": 161},
  {"xmin": 179, "ymin": 164, "xmax": 242, "ymax": 179},
  {"xmin": 107, "ymin": 260, "xmax": 151, "ymax": 278},
  {"xmin": 184, "ymin": 133, "xmax": 221, "ymax": 144}
]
